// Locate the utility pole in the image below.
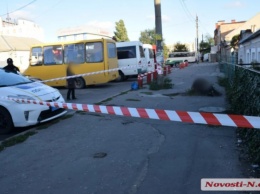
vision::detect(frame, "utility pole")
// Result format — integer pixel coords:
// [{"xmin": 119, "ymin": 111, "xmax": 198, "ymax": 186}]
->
[
  {"xmin": 6, "ymin": 5, "xmax": 11, "ymax": 23},
  {"xmin": 154, "ymin": 0, "xmax": 163, "ymax": 52},
  {"xmin": 196, "ymin": 15, "xmax": 199, "ymax": 62}
]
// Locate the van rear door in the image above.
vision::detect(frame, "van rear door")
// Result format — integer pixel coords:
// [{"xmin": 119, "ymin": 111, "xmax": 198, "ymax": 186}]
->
[
  {"xmin": 117, "ymin": 46, "xmax": 138, "ymax": 76},
  {"xmin": 138, "ymin": 45, "xmax": 147, "ymax": 74}
]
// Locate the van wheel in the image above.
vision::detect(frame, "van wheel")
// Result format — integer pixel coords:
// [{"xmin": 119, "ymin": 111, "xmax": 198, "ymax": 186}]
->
[
  {"xmin": 117, "ymin": 71, "xmax": 125, "ymax": 82},
  {"xmin": 75, "ymin": 77, "xmax": 85, "ymax": 89},
  {"xmin": 0, "ymin": 107, "xmax": 14, "ymax": 134}
]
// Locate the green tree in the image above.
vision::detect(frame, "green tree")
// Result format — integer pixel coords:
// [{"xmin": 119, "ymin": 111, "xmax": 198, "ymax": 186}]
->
[
  {"xmin": 173, "ymin": 42, "xmax": 189, "ymax": 52},
  {"xmin": 230, "ymin": 34, "xmax": 240, "ymax": 50},
  {"xmin": 199, "ymin": 34, "xmax": 214, "ymax": 53},
  {"xmin": 139, "ymin": 28, "xmax": 169, "ymax": 58},
  {"xmin": 114, "ymin": 20, "xmax": 129, "ymax": 42},
  {"xmin": 163, "ymin": 45, "xmax": 169, "ymax": 58},
  {"xmin": 139, "ymin": 29, "xmax": 156, "ymax": 45}
]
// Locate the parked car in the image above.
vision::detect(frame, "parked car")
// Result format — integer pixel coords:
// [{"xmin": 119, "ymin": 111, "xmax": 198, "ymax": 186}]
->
[{"xmin": 0, "ymin": 68, "xmax": 67, "ymax": 134}]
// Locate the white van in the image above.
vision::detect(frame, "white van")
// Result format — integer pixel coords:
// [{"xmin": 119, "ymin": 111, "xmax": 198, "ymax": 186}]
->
[
  {"xmin": 143, "ymin": 44, "xmax": 155, "ymax": 72},
  {"xmin": 116, "ymin": 41, "xmax": 147, "ymax": 81},
  {"xmin": 203, "ymin": 53, "xmax": 209, "ymax": 62}
]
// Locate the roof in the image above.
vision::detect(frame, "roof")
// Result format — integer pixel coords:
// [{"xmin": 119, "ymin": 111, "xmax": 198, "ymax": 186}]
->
[
  {"xmin": 225, "ymin": 12, "xmax": 260, "ymax": 41},
  {"xmin": 240, "ymin": 29, "xmax": 260, "ymax": 44},
  {"xmin": 0, "ymin": 35, "xmax": 42, "ymax": 52}
]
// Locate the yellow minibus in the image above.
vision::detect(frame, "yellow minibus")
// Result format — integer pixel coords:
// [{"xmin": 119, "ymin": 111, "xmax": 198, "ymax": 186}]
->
[{"xmin": 24, "ymin": 38, "xmax": 119, "ymax": 88}]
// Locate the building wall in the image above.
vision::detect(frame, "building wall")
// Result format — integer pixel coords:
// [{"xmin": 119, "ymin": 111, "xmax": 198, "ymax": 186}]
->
[
  {"xmin": 0, "ymin": 18, "xmax": 44, "ymax": 72},
  {"xmin": 57, "ymin": 25, "xmax": 112, "ymax": 41},
  {"xmin": 226, "ymin": 12, "xmax": 260, "ymax": 42},
  {"xmin": 239, "ymin": 36, "xmax": 260, "ymax": 64},
  {"xmin": 0, "ymin": 50, "xmax": 30, "ymax": 73},
  {"xmin": 0, "ymin": 18, "xmax": 44, "ymax": 41},
  {"xmin": 214, "ymin": 20, "xmax": 245, "ymax": 45}
]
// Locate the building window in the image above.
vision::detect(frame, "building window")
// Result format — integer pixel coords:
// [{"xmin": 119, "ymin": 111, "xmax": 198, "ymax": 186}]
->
[
  {"xmin": 252, "ymin": 52, "xmax": 255, "ymax": 62},
  {"xmin": 246, "ymin": 53, "xmax": 250, "ymax": 63}
]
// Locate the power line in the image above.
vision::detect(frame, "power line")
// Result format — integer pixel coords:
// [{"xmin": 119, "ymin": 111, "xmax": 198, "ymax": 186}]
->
[
  {"xmin": 33, "ymin": 0, "xmax": 63, "ymax": 19},
  {"xmin": 198, "ymin": 19, "xmax": 211, "ymax": 35},
  {"xmin": 179, "ymin": 0, "xmax": 195, "ymax": 22},
  {"xmin": 0, "ymin": 0, "xmax": 37, "ymax": 17},
  {"xmin": 179, "ymin": 0, "xmax": 212, "ymax": 37}
]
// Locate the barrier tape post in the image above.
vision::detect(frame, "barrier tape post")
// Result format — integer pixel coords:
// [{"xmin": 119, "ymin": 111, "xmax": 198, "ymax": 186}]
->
[
  {"xmin": 179, "ymin": 63, "xmax": 185, "ymax": 69},
  {"xmin": 3, "ymin": 97, "xmax": 260, "ymax": 129},
  {"xmin": 167, "ymin": 65, "xmax": 171, "ymax": 74},
  {"xmin": 163, "ymin": 66, "xmax": 167, "ymax": 76},
  {"xmin": 137, "ymin": 74, "xmax": 143, "ymax": 88},
  {"xmin": 147, "ymin": 72, "xmax": 151, "ymax": 84},
  {"xmin": 153, "ymin": 68, "xmax": 158, "ymax": 80}
]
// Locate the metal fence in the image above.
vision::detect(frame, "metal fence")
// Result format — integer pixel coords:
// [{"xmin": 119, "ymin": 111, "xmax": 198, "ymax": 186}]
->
[{"xmin": 219, "ymin": 53, "xmax": 260, "ymax": 84}]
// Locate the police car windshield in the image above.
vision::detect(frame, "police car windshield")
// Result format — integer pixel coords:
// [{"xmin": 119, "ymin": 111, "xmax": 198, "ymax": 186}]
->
[{"xmin": 0, "ymin": 69, "xmax": 32, "ymax": 87}]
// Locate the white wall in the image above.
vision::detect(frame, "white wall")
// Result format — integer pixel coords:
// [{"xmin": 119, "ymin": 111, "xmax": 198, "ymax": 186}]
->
[
  {"xmin": 0, "ymin": 18, "xmax": 44, "ymax": 41},
  {"xmin": 0, "ymin": 51, "xmax": 30, "ymax": 73},
  {"xmin": 239, "ymin": 35, "xmax": 260, "ymax": 64}
]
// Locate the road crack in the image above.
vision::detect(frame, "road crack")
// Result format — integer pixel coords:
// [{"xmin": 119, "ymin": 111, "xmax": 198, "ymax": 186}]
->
[{"xmin": 128, "ymin": 125, "xmax": 165, "ymax": 194}]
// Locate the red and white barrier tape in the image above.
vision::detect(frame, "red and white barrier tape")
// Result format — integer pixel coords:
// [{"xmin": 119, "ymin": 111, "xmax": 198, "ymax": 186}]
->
[
  {"xmin": 6, "ymin": 97, "xmax": 260, "ymax": 129},
  {"xmin": 38, "ymin": 64, "xmax": 158, "ymax": 83}
]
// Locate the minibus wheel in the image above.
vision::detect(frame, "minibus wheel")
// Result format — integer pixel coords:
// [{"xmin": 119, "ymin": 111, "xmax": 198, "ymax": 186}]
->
[
  {"xmin": 117, "ymin": 71, "xmax": 125, "ymax": 81},
  {"xmin": 75, "ymin": 77, "xmax": 85, "ymax": 89},
  {"xmin": 0, "ymin": 107, "xmax": 14, "ymax": 134}
]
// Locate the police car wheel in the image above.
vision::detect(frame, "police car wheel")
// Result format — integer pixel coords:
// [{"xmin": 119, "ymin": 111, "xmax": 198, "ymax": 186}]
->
[{"xmin": 0, "ymin": 107, "xmax": 14, "ymax": 134}]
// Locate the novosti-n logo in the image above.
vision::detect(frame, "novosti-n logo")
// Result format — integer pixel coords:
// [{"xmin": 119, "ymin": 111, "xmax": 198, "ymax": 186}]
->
[{"xmin": 201, "ymin": 178, "xmax": 260, "ymax": 191}]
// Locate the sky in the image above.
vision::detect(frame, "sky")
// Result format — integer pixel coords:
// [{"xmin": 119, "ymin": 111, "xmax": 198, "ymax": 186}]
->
[{"xmin": 0, "ymin": 0, "xmax": 259, "ymax": 46}]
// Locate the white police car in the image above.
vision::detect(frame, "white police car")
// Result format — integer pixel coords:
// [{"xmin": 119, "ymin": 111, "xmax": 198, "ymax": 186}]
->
[{"xmin": 0, "ymin": 68, "xmax": 67, "ymax": 134}]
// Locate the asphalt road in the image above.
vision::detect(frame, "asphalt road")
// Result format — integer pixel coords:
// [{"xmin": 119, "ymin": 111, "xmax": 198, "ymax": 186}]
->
[{"xmin": 0, "ymin": 63, "xmax": 251, "ymax": 194}]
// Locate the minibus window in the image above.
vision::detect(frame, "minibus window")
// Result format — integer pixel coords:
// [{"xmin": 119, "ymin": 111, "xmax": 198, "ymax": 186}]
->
[
  {"xmin": 86, "ymin": 42, "xmax": 103, "ymax": 63},
  {"xmin": 107, "ymin": 43, "xmax": 117, "ymax": 58},
  {"xmin": 64, "ymin": 43, "xmax": 85, "ymax": 64},
  {"xmin": 44, "ymin": 45, "xmax": 63, "ymax": 65},
  {"xmin": 31, "ymin": 47, "xmax": 43, "ymax": 66}
]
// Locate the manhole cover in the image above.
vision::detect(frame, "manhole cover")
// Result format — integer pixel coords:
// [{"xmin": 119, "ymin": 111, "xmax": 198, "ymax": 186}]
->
[
  {"xmin": 93, "ymin": 152, "xmax": 107, "ymax": 158},
  {"xmin": 199, "ymin": 107, "xmax": 226, "ymax": 113}
]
